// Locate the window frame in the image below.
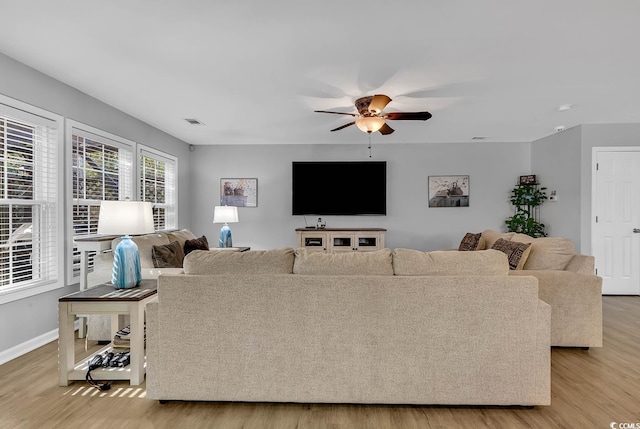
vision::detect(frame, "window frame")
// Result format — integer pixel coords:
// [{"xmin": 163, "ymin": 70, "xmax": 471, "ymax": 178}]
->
[
  {"xmin": 138, "ymin": 144, "xmax": 178, "ymax": 231},
  {"xmin": 0, "ymin": 94, "xmax": 64, "ymax": 305},
  {"xmin": 65, "ymin": 120, "xmax": 136, "ymax": 285}
]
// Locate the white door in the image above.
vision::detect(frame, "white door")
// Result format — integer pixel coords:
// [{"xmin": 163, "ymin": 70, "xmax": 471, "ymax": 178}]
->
[{"xmin": 593, "ymin": 149, "xmax": 640, "ymax": 295}]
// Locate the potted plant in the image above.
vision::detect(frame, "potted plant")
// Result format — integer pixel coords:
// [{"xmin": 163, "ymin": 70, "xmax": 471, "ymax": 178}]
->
[{"xmin": 505, "ymin": 182, "xmax": 548, "ymax": 237}]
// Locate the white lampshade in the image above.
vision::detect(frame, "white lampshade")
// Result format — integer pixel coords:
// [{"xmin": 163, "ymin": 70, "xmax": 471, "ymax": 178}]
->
[
  {"xmin": 213, "ymin": 206, "xmax": 239, "ymax": 224},
  {"xmin": 356, "ymin": 116, "xmax": 385, "ymax": 133},
  {"xmin": 97, "ymin": 201, "xmax": 155, "ymax": 235}
]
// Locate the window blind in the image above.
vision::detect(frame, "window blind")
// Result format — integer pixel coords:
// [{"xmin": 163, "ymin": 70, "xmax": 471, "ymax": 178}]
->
[
  {"xmin": 70, "ymin": 126, "xmax": 134, "ymax": 278},
  {"xmin": 139, "ymin": 148, "xmax": 177, "ymax": 230},
  {"xmin": 0, "ymin": 103, "xmax": 59, "ymax": 294}
]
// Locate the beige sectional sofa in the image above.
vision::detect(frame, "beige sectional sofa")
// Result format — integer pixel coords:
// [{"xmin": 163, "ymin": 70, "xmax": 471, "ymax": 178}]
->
[
  {"xmin": 470, "ymin": 230, "xmax": 602, "ymax": 348},
  {"xmin": 146, "ymin": 248, "xmax": 551, "ymax": 406}
]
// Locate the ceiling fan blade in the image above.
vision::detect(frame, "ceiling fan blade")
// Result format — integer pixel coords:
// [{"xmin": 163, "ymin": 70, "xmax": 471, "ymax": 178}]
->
[
  {"xmin": 368, "ymin": 94, "xmax": 392, "ymax": 113},
  {"xmin": 378, "ymin": 123, "xmax": 394, "ymax": 135},
  {"xmin": 315, "ymin": 110, "xmax": 358, "ymax": 117},
  {"xmin": 384, "ymin": 111, "xmax": 432, "ymax": 121},
  {"xmin": 330, "ymin": 121, "xmax": 356, "ymax": 132}
]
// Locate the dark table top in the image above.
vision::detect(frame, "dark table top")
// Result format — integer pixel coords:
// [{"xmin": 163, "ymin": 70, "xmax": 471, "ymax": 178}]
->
[{"xmin": 59, "ymin": 279, "xmax": 157, "ymax": 302}]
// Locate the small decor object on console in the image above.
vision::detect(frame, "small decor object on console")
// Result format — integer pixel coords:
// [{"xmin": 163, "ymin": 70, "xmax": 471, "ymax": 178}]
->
[
  {"xmin": 213, "ymin": 206, "xmax": 239, "ymax": 247},
  {"xmin": 519, "ymin": 175, "xmax": 537, "ymax": 185},
  {"xmin": 97, "ymin": 200, "xmax": 154, "ymax": 289}
]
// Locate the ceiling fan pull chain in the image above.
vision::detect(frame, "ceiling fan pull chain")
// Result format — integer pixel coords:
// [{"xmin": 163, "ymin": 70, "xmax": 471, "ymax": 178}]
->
[{"xmin": 368, "ymin": 134, "xmax": 372, "ymax": 158}]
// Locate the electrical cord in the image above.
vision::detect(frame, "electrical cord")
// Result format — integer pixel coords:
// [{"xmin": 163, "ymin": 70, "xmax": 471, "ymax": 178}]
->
[{"xmin": 85, "ymin": 353, "xmax": 111, "ymax": 391}]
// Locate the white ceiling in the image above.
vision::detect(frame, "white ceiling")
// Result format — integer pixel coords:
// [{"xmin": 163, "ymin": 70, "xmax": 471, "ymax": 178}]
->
[{"xmin": 1, "ymin": 0, "xmax": 639, "ymax": 146}]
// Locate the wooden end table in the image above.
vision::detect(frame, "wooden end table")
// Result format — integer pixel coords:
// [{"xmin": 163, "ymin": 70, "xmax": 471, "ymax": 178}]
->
[{"xmin": 58, "ymin": 279, "xmax": 157, "ymax": 386}]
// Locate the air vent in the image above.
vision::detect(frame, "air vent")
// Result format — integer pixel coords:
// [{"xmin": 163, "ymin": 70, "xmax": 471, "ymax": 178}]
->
[{"xmin": 184, "ymin": 118, "xmax": 205, "ymax": 125}]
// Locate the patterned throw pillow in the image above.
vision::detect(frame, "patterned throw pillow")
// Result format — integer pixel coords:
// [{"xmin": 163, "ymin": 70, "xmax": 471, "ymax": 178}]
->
[
  {"xmin": 491, "ymin": 238, "xmax": 532, "ymax": 270},
  {"xmin": 458, "ymin": 232, "xmax": 482, "ymax": 251},
  {"xmin": 184, "ymin": 235, "xmax": 209, "ymax": 255},
  {"xmin": 151, "ymin": 240, "xmax": 185, "ymax": 268}
]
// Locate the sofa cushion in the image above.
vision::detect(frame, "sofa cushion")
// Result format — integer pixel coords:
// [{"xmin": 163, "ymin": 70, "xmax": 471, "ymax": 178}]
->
[
  {"xmin": 293, "ymin": 248, "xmax": 393, "ymax": 276},
  {"xmin": 152, "ymin": 240, "xmax": 185, "ymax": 268},
  {"xmin": 490, "ymin": 238, "xmax": 532, "ymax": 270},
  {"xmin": 392, "ymin": 248, "xmax": 509, "ymax": 276},
  {"xmin": 458, "ymin": 232, "xmax": 482, "ymax": 251},
  {"xmin": 166, "ymin": 229, "xmax": 197, "ymax": 250},
  {"xmin": 520, "ymin": 237, "xmax": 576, "ymax": 270},
  {"xmin": 184, "ymin": 248, "xmax": 295, "ymax": 274},
  {"xmin": 478, "ymin": 229, "xmax": 515, "ymax": 250},
  {"xmin": 184, "ymin": 235, "xmax": 209, "ymax": 255},
  {"xmin": 112, "ymin": 233, "xmax": 170, "ymax": 269}
]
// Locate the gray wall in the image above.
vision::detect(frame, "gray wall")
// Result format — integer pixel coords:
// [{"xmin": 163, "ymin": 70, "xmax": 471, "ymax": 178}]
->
[
  {"xmin": 531, "ymin": 126, "xmax": 583, "ymax": 246},
  {"xmin": 0, "ymin": 53, "xmax": 192, "ymax": 357},
  {"xmin": 190, "ymin": 142, "xmax": 530, "ymax": 252}
]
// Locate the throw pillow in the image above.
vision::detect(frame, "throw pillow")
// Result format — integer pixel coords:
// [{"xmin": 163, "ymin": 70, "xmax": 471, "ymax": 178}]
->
[
  {"xmin": 458, "ymin": 232, "xmax": 482, "ymax": 251},
  {"xmin": 151, "ymin": 240, "xmax": 185, "ymax": 268},
  {"xmin": 490, "ymin": 238, "xmax": 532, "ymax": 270},
  {"xmin": 184, "ymin": 235, "xmax": 209, "ymax": 255}
]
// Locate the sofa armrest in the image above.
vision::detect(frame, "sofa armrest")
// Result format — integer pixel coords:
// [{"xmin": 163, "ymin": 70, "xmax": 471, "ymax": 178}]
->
[{"xmin": 564, "ymin": 254, "xmax": 595, "ymax": 275}]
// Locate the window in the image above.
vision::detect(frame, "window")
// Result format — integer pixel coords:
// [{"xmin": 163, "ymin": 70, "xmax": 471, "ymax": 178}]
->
[
  {"xmin": 68, "ymin": 122, "xmax": 135, "ymax": 281},
  {"xmin": 139, "ymin": 146, "xmax": 177, "ymax": 230},
  {"xmin": 0, "ymin": 96, "xmax": 63, "ymax": 303}
]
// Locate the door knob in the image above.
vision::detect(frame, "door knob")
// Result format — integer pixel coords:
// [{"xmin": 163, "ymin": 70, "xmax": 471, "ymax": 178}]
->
[{"xmin": 634, "ymin": 228, "xmax": 640, "ymax": 233}]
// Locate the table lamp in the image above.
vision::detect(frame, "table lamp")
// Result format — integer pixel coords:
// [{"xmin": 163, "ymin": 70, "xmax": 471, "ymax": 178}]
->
[
  {"xmin": 213, "ymin": 205, "xmax": 239, "ymax": 248},
  {"xmin": 97, "ymin": 200, "xmax": 154, "ymax": 289}
]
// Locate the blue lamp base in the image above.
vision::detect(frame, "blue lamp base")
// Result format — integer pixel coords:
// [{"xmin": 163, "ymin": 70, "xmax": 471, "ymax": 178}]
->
[
  {"xmin": 219, "ymin": 223, "xmax": 233, "ymax": 248},
  {"xmin": 111, "ymin": 235, "xmax": 142, "ymax": 289}
]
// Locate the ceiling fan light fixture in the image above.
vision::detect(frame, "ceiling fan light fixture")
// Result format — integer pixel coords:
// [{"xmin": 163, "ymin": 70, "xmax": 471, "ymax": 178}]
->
[{"xmin": 355, "ymin": 116, "xmax": 385, "ymax": 133}]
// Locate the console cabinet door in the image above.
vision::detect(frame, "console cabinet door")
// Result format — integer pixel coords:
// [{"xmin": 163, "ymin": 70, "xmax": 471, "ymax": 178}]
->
[
  {"xmin": 354, "ymin": 232, "xmax": 384, "ymax": 252},
  {"xmin": 329, "ymin": 234, "xmax": 355, "ymax": 252},
  {"xmin": 297, "ymin": 232, "xmax": 327, "ymax": 252}
]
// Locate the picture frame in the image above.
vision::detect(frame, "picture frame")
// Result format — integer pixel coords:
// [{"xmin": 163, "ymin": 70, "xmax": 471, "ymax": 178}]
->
[
  {"xmin": 519, "ymin": 175, "xmax": 537, "ymax": 185},
  {"xmin": 428, "ymin": 175, "xmax": 469, "ymax": 208},
  {"xmin": 220, "ymin": 178, "xmax": 258, "ymax": 207}
]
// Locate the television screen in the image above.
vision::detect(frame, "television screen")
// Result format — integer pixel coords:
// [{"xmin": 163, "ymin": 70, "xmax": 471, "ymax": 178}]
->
[{"xmin": 292, "ymin": 161, "xmax": 386, "ymax": 215}]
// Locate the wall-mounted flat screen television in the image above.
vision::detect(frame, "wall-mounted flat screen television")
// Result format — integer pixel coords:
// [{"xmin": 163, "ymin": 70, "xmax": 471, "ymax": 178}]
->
[{"xmin": 292, "ymin": 161, "xmax": 387, "ymax": 215}]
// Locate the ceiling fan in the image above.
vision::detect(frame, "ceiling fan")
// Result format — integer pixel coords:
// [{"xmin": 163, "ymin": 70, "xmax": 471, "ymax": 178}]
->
[{"xmin": 314, "ymin": 94, "xmax": 432, "ymax": 135}]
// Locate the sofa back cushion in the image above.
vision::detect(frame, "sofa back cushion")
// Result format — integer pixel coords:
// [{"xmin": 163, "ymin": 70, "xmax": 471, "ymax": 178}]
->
[
  {"xmin": 518, "ymin": 237, "xmax": 576, "ymax": 270},
  {"xmin": 293, "ymin": 248, "xmax": 394, "ymax": 275},
  {"xmin": 183, "ymin": 248, "xmax": 295, "ymax": 274},
  {"xmin": 166, "ymin": 229, "xmax": 197, "ymax": 250},
  {"xmin": 113, "ymin": 233, "xmax": 170, "ymax": 269},
  {"xmin": 477, "ymin": 229, "xmax": 515, "ymax": 250},
  {"xmin": 392, "ymin": 248, "xmax": 509, "ymax": 276}
]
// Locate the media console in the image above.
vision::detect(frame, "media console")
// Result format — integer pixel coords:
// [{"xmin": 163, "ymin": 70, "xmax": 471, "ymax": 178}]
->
[{"xmin": 295, "ymin": 228, "xmax": 386, "ymax": 253}]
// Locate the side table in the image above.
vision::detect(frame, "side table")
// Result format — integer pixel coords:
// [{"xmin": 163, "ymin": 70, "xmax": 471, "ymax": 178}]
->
[{"xmin": 58, "ymin": 279, "xmax": 157, "ymax": 386}]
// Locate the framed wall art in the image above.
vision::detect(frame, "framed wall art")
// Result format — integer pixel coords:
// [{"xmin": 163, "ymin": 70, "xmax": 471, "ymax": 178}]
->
[
  {"xmin": 220, "ymin": 178, "xmax": 258, "ymax": 207},
  {"xmin": 428, "ymin": 175, "xmax": 469, "ymax": 208}
]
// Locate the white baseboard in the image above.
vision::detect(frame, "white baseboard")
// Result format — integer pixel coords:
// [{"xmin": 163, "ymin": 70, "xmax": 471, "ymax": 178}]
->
[{"xmin": 0, "ymin": 320, "xmax": 79, "ymax": 366}]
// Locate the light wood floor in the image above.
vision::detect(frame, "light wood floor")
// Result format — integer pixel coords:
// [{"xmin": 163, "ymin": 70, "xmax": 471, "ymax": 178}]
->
[{"xmin": 1, "ymin": 296, "xmax": 639, "ymax": 429}]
